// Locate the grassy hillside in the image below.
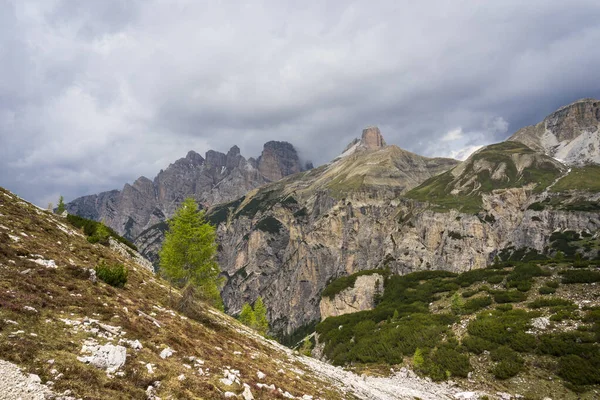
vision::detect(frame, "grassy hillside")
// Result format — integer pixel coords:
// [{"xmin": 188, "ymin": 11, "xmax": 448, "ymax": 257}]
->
[
  {"xmin": 316, "ymin": 256, "xmax": 600, "ymax": 398},
  {"xmin": 551, "ymin": 165, "xmax": 600, "ymax": 192},
  {"xmin": 0, "ymin": 187, "xmax": 349, "ymax": 399},
  {"xmin": 406, "ymin": 142, "xmax": 565, "ymax": 213}
]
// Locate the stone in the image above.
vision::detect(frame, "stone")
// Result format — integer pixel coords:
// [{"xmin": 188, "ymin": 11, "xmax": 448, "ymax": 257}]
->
[
  {"xmin": 257, "ymin": 141, "xmax": 304, "ymax": 182},
  {"xmin": 256, "ymin": 371, "xmax": 266, "ymax": 380},
  {"xmin": 78, "ymin": 344, "xmax": 127, "ymax": 373},
  {"xmin": 242, "ymin": 384, "xmax": 254, "ymax": 400},
  {"xmin": 159, "ymin": 347, "xmax": 174, "ymax": 359},
  {"xmin": 360, "ymin": 126, "xmax": 386, "ymax": 150},
  {"xmin": 319, "ymin": 274, "xmax": 384, "ymax": 320}
]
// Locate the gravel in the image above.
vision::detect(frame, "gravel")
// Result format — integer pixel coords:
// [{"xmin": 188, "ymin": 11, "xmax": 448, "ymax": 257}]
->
[{"xmin": 0, "ymin": 359, "xmax": 53, "ymax": 400}]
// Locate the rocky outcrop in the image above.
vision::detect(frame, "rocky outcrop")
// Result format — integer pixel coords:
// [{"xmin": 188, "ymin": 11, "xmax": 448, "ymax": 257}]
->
[
  {"xmin": 509, "ymin": 98, "xmax": 600, "ymax": 165},
  {"xmin": 257, "ymin": 141, "xmax": 304, "ymax": 182},
  {"xmin": 360, "ymin": 127, "xmax": 386, "ymax": 150},
  {"xmin": 319, "ymin": 274, "xmax": 384, "ymax": 320},
  {"xmin": 67, "ymin": 141, "xmax": 310, "ymax": 261}
]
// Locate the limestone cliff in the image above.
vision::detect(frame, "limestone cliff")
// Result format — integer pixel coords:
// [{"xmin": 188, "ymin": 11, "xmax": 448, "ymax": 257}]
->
[
  {"xmin": 210, "ymin": 112, "xmax": 600, "ymax": 336},
  {"xmin": 319, "ymin": 274, "xmax": 384, "ymax": 320}
]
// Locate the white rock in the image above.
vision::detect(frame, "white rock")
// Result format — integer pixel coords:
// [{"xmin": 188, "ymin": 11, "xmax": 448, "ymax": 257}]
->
[
  {"xmin": 146, "ymin": 363, "xmax": 155, "ymax": 374},
  {"xmin": 220, "ymin": 378, "xmax": 234, "ymax": 386},
  {"xmin": 257, "ymin": 370, "xmax": 266, "ymax": 380},
  {"xmin": 242, "ymin": 384, "xmax": 254, "ymax": 400},
  {"xmin": 78, "ymin": 344, "xmax": 127, "ymax": 373},
  {"xmin": 177, "ymin": 374, "xmax": 186, "ymax": 381},
  {"xmin": 224, "ymin": 392, "xmax": 236, "ymax": 398},
  {"xmin": 454, "ymin": 392, "xmax": 477, "ymax": 399},
  {"xmin": 159, "ymin": 347, "xmax": 174, "ymax": 359}
]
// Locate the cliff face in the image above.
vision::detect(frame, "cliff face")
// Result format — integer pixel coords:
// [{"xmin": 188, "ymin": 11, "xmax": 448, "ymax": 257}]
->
[
  {"xmin": 209, "ymin": 108, "xmax": 600, "ymax": 336},
  {"xmin": 67, "ymin": 142, "xmax": 310, "ymax": 263},
  {"xmin": 508, "ymin": 98, "xmax": 600, "ymax": 165},
  {"xmin": 319, "ymin": 274, "xmax": 384, "ymax": 320}
]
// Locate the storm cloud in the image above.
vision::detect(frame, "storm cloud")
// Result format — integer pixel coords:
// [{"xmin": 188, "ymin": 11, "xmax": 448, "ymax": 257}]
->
[{"xmin": 1, "ymin": 0, "xmax": 600, "ymax": 206}]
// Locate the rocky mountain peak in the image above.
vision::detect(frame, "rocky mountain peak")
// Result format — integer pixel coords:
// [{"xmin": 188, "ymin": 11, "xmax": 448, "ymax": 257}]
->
[
  {"xmin": 185, "ymin": 150, "xmax": 205, "ymax": 165},
  {"xmin": 205, "ymin": 149, "xmax": 227, "ymax": 169},
  {"xmin": 360, "ymin": 126, "xmax": 386, "ymax": 150},
  {"xmin": 227, "ymin": 145, "xmax": 241, "ymax": 157},
  {"xmin": 508, "ymin": 98, "xmax": 600, "ymax": 165},
  {"xmin": 258, "ymin": 141, "xmax": 305, "ymax": 182}
]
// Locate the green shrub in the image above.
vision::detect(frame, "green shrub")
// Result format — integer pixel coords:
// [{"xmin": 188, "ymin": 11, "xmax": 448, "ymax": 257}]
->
[
  {"xmin": 496, "ymin": 304, "xmax": 513, "ymax": 312},
  {"xmin": 462, "ymin": 335, "xmax": 496, "ymax": 354},
  {"xmin": 546, "ymin": 280, "xmax": 560, "ymax": 288},
  {"xmin": 95, "ymin": 261, "xmax": 128, "ymax": 288},
  {"xmin": 561, "ymin": 269, "xmax": 600, "ymax": 284},
  {"xmin": 528, "ymin": 297, "xmax": 575, "ymax": 309},
  {"xmin": 429, "ymin": 345, "xmax": 471, "ymax": 378},
  {"xmin": 490, "ymin": 346, "xmax": 525, "ymax": 379},
  {"xmin": 463, "ymin": 296, "xmax": 492, "ymax": 313},
  {"xmin": 67, "ymin": 214, "xmax": 138, "ymax": 251},
  {"xmin": 557, "ymin": 355, "xmax": 600, "ymax": 386},
  {"xmin": 493, "ymin": 290, "xmax": 528, "ymax": 303},
  {"xmin": 538, "ymin": 286, "xmax": 556, "ymax": 295},
  {"xmin": 487, "ymin": 275, "xmax": 505, "ymax": 284},
  {"xmin": 461, "ymin": 289, "xmax": 479, "ymax": 298}
]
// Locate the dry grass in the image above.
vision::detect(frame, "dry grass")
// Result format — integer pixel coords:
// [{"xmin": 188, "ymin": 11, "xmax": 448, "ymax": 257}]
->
[{"xmin": 0, "ymin": 187, "xmax": 347, "ymax": 399}]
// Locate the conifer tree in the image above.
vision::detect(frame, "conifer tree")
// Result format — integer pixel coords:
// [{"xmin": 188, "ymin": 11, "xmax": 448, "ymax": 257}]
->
[
  {"xmin": 253, "ymin": 296, "xmax": 269, "ymax": 335},
  {"xmin": 159, "ymin": 197, "xmax": 223, "ymax": 309},
  {"xmin": 238, "ymin": 303, "xmax": 256, "ymax": 328},
  {"xmin": 56, "ymin": 196, "xmax": 66, "ymax": 214}
]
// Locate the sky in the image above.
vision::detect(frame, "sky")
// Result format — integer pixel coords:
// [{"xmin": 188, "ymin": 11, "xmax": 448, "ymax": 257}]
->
[{"xmin": 1, "ymin": 1, "xmax": 600, "ymax": 206}]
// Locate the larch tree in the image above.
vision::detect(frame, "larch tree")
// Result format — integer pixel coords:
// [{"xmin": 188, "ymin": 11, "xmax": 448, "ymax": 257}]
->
[{"xmin": 159, "ymin": 197, "xmax": 224, "ymax": 310}]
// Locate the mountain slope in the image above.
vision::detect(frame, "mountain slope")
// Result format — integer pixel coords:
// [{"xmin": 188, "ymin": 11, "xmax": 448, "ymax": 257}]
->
[
  {"xmin": 406, "ymin": 141, "xmax": 566, "ymax": 213},
  {"xmin": 67, "ymin": 141, "xmax": 310, "ymax": 263},
  {"xmin": 508, "ymin": 98, "xmax": 600, "ymax": 165},
  {"xmin": 207, "ymin": 128, "xmax": 459, "ymax": 335},
  {"xmin": 0, "ymin": 186, "xmax": 476, "ymax": 399}
]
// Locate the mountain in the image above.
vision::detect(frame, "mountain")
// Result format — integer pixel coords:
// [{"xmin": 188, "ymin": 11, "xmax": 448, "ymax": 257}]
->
[
  {"xmin": 405, "ymin": 141, "xmax": 566, "ymax": 213},
  {"xmin": 0, "ymin": 186, "xmax": 485, "ymax": 399},
  {"xmin": 207, "ymin": 101, "xmax": 600, "ymax": 338},
  {"xmin": 208, "ymin": 127, "xmax": 459, "ymax": 335},
  {"xmin": 67, "ymin": 141, "xmax": 310, "ymax": 263},
  {"xmin": 508, "ymin": 98, "xmax": 600, "ymax": 165}
]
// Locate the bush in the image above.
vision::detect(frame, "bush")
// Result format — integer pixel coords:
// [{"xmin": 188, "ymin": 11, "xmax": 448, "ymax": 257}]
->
[
  {"xmin": 561, "ymin": 269, "xmax": 600, "ymax": 284},
  {"xmin": 493, "ymin": 290, "xmax": 528, "ymax": 304},
  {"xmin": 429, "ymin": 345, "xmax": 471, "ymax": 378},
  {"xmin": 463, "ymin": 296, "xmax": 492, "ymax": 313},
  {"xmin": 96, "ymin": 261, "xmax": 128, "ymax": 288},
  {"xmin": 528, "ymin": 297, "xmax": 575, "ymax": 309},
  {"xmin": 462, "ymin": 335, "xmax": 496, "ymax": 355},
  {"xmin": 557, "ymin": 355, "xmax": 600, "ymax": 386},
  {"xmin": 538, "ymin": 286, "xmax": 556, "ymax": 295},
  {"xmin": 490, "ymin": 346, "xmax": 525, "ymax": 379}
]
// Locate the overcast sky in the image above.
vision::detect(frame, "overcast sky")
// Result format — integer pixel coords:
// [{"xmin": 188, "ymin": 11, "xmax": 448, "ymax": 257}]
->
[{"xmin": 2, "ymin": 0, "xmax": 600, "ymax": 206}]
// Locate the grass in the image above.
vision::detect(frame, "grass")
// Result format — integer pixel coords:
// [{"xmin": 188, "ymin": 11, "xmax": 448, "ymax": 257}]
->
[
  {"xmin": 0, "ymin": 186, "xmax": 348, "ymax": 400},
  {"xmin": 551, "ymin": 165, "xmax": 600, "ymax": 192},
  {"xmin": 405, "ymin": 141, "xmax": 563, "ymax": 213}
]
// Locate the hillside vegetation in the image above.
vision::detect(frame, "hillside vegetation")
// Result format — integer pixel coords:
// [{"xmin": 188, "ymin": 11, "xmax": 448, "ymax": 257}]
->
[
  {"xmin": 0, "ymin": 187, "xmax": 353, "ymax": 399},
  {"xmin": 316, "ymin": 256, "xmax": 600, "ymax": 398},
  {"xmin": 406, "ymin": 142, "xmax": 565, "ymax": 213}
]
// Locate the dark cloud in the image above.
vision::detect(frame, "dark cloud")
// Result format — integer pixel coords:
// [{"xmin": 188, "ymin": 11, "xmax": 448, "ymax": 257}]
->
[{"xmin": 1, "ymin": 0, "xmax": 600, "ymax": 206}]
